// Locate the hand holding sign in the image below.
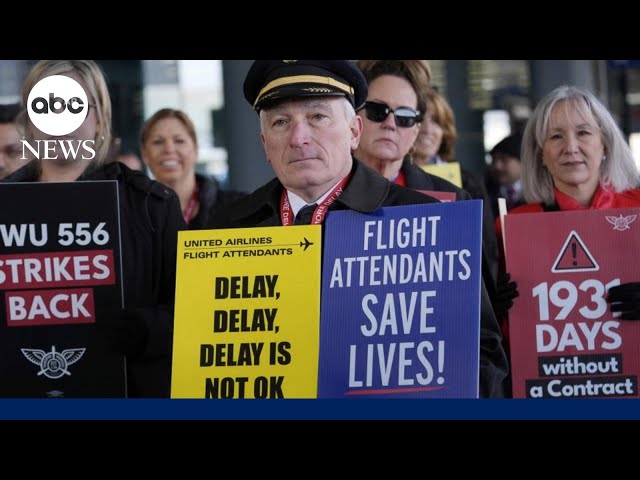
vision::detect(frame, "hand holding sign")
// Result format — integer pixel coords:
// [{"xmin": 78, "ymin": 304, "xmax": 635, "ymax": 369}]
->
[
  {"xmin": 98, "ymin": 309, "xmax": 148, "ymax": 358},
  {"xmin": 493, "ymin": 273, "xmax": 520, "ymax": 318},
  {"xmin": 608, "ymin": 282, "xmax": 640, "ymax": 320}
]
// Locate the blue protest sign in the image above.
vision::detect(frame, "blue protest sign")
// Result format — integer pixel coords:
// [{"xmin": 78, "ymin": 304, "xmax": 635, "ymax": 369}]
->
[{"xmin": 318, "ymin": 201, "xmax": 482, "ymax": 398}]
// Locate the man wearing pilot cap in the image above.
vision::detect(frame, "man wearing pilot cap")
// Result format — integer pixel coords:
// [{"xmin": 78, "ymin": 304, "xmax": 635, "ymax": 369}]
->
[
  {"xmin": 244, "ymin": 59, "xmax": 368, "ymax": 112},
  {"xmin": 209, "ymin": 60, "xmax": 508, "ymax": 397}
]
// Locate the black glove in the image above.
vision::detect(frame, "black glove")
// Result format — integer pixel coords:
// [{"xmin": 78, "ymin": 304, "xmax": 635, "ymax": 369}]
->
[
  {"xmin": 608, "ymin": 282, "xmax": 640, "ymax": 320},
  {"xmin": 97, "ymin": 309, "xmax": 149, "ymax": 358},
  {"xmin": 493, "ymin": 273, "xmax": 519, "ymax": 318}
]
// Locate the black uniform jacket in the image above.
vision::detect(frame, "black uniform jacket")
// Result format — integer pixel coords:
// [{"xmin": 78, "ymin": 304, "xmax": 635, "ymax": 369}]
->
[
  {"xmin": 402, "ymin": 161, "xmax": 500, "ymax": 283},
  {"xmin": 5, "ymin": 161, "xmax": 185, "ymax": 397},
  {"xmin": 402, "ymin": 160, "xmax": 472, "ymax": 201},
  {"xmin": 210, "ymin": 158, "xmax": 508, "ymax": 398},
  {"xmin": 188, "ymin": 173, "xmax": 246, "ymax": 230}
]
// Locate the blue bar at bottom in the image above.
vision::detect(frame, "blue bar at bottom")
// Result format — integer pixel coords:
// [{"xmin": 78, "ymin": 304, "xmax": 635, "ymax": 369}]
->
[{"xmin": 0, "ymin": 398, "xmax": 639, "ymax": 420}]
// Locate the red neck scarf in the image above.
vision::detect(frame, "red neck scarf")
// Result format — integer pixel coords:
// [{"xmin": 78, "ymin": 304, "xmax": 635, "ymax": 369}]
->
[{"xmin": 554, "ymin": 184, "xmax": 614, "ymax": 211}]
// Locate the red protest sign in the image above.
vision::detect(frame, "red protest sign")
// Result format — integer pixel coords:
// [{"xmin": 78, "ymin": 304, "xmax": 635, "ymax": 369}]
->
[{"xmin": 504, "ymin": 208, "xmax": 640, "ymax": 398}]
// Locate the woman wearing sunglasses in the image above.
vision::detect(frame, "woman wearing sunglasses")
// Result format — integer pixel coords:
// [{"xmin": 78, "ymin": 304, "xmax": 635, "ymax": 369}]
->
[
  {"xmin": 353, "ymin": 60, "xmax": 508, "ymax": 394},
  {"xmin": 354, "ymin": 59, "xmax": 506, "ymax": 340},
  {"xmin": 354, "ymin": 60, "xmax": 467, "ymax": 200},
  {"xmin": 353, "ymin": 61, "xmax": 497, "ymax": 265}
]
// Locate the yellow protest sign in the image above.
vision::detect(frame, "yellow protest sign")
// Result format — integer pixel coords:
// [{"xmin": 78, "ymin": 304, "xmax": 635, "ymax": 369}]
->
[
  {"xmin": 420, "ymin": 162, "xmax": 462, "ymax": 188},
  {"xmin": 171, "ymin": 225, "xmax": 321, "ymax": 398}
]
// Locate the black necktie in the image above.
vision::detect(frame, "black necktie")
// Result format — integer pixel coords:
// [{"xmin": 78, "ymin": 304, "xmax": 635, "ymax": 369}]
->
[
  {"xmin": 294, "ymin": 203, "xmax": 317, "ymax": 225},
  {"xmin": 506, "ymin": 186, "xmax": 517, "ymax": 209}
]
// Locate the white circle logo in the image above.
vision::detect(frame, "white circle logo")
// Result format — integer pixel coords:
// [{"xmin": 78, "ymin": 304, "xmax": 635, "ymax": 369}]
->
[{"xmin": 27, "ymin": 75, "xmax": 89, "ymax": 136}]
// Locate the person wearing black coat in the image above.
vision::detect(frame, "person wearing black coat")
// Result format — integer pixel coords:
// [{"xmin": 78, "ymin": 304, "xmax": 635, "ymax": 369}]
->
[
  {"xmin": 486, "ymin": 133, "xmax": 526, "ymax": 221},
  {"xmin": 210, "ymin": 156, "xmax": 508, "ymax": 398},
  {"xmin": 5, "ymin": 161, "xmax": 184, "ymax": 396},
  {"xmin": 4, "ymin": 60, "xmax": 185, "ymax": 397},
  {"xmin": 402, "ymin": 157, "xmax": 471, "ymax": 200},
  {"xmin": 211, "ymin": 59, "xmax": 508, "ymax": 398},
  {"xmin": 411, "ymin": 86, "xmax": 499, "ymax": 282},
  {"xmin": 400, "ymin": 157, "xmax": 498, "ymax": 292},
  {"xmin": 211, "ymin": 154, "xmax": 441, "ymax": 227},
  {"xmin": 189, "ymin": 173, "xmax": 246, "ymax": 230}
]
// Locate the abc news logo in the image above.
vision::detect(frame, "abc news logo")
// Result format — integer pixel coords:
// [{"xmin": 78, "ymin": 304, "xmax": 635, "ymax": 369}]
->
[
  {"xmin": 32, "ymin": 93, "xmax": 86, "ymax": 115},
  {"xmin": 22, "ymin": 75, "xmax": 96, "ymax": 161}
]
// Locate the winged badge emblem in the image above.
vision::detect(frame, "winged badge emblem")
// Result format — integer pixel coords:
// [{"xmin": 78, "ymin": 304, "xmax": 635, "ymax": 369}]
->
[
  {"xmin": 605, "ymin": 214, "xmax": 637, "ymax": 231},
  {"xmin": 21, "ymin": 346, "xmax": 86, "ymax": 380}
]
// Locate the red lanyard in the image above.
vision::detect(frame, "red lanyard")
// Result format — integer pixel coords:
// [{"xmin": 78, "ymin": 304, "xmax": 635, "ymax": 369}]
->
[
  {"xmin": 183, "ymin": 183, "xmax": 199, "ymax": 224},
  {"xmin": 280, "ymin": 173, "xmax": 351, "ymax": 226},
  {"xmin": 393, "ymin": 169, "xmax": 407, "ymax": 186}
]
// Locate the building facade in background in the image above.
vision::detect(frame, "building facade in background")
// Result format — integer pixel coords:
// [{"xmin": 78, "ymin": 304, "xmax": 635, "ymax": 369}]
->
[{"xmin": 1, "ymin": 60, "xmax": 638, "ymax": 189}]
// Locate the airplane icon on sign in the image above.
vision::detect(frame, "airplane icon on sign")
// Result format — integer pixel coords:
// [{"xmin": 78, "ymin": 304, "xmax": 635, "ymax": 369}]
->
[{"xmin": 300, "ymin": 237, "xmax": 314, "ymax": 251}]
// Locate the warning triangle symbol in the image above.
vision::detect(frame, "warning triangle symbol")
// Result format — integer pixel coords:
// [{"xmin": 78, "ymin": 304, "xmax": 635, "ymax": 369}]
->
[{"xmin": 552, "ymin": 231, "xmax": 599, "ymax": 273}]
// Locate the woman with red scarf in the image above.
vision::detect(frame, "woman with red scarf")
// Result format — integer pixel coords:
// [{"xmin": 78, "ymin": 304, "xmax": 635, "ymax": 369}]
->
[{"xmin": 495, "ymin": 85, "xmax": 640, "ymax": 394}]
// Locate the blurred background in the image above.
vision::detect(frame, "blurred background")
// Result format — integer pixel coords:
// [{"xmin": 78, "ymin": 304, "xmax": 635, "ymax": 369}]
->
[{"xmin": 2, "ymin": 60, "xmax": 637, "ymax": 191}]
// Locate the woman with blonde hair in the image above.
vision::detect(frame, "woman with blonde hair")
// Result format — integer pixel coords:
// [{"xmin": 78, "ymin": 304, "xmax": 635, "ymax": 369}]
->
[
  {"xmin": 412, "ymin": 87, "xmax": 457, "ymax": 164},
  {"xmin": 4, "ymin": 60, "xmax": 185, "ymax": 397},
  {"xmin": 412, "ymin": 87, "xmax": 498, "ymax": 280}
]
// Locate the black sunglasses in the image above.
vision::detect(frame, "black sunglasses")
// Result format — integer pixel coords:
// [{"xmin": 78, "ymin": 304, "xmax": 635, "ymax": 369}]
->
[{"xmin": 360, "ymin": 101, "xmax": 422, "ymax": 128}]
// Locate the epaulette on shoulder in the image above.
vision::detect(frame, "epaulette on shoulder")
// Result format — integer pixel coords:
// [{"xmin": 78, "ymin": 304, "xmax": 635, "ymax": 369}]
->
[
  {"xmin": 148, "ymin": 179, "xmax": 174, "ymax": 200},
  {"xmin": 124, "ymin": 169, "xmax": 173, "ymax": 200}
]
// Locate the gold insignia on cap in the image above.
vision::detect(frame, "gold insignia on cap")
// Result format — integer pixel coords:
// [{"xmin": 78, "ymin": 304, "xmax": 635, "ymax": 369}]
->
[
  {"xmin": 260, "ymin": 90, "xmax": 279, "ymax": 101},
  {"xmin": 302, "ymin": 87, "xmax": 333, "ymax": 93},
  {"xmin": 254, "ymin": 75, "xmax": 354, "ymax": 109}
]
